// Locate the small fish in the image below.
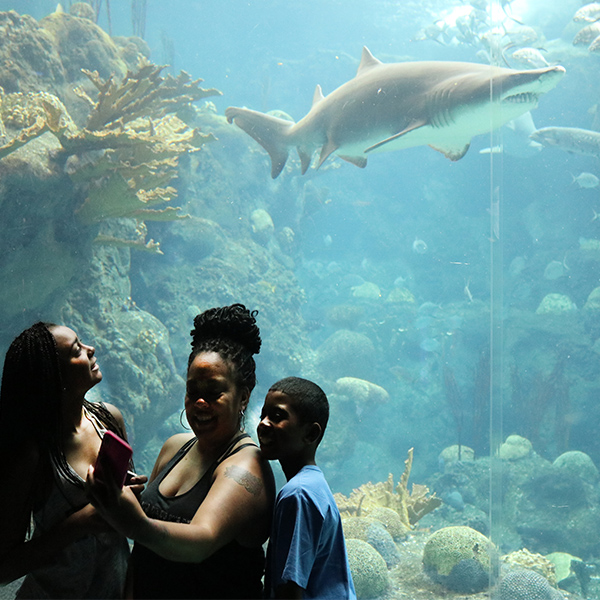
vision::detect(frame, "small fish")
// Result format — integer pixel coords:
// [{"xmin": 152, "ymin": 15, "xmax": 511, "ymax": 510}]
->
[
  {"xmin": 574, "ymin": 2, "xmax": 600, "ymax": 23},
  {"xmin": 464, "ymin": 278, "xmax": 474, "ymax": 303},
  {"xmin": 510, "ymin": 47, "xmax": 549, "ymax": 69},
  {"xmin": 530, "ymin": 127, "xmax": 600, "ymax": 158},
  {"xmin": 412, "ymin": 238, "xmax": 428, "ymax": 254},
  {"xmin": 589, "ymin": 34, "xmax": 600, "ymax": 52},
  {"xmin": 573, "ymin": 22, "xmax": 600, "ymax": 46},
  {"xmin": 572, "ymin": 171, "xmax": 600, "ymax": 188}
]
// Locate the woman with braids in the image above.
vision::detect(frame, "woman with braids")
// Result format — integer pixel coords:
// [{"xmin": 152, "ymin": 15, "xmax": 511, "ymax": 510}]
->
[
  {"xmin": 0, "ymin": 322, "xmax": 144, "ymax": 598},
  {"xmin": 87, "ymin": 303, "xmax": 275, "ymax": 599}
]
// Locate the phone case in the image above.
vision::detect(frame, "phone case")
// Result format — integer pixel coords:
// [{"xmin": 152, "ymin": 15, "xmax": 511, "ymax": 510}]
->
[{"xmin": 94, "ymin": 430, "xmax": 133, "ymax": 488}]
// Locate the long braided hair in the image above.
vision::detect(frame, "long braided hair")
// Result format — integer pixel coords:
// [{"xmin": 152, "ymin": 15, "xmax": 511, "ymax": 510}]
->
[
  {"xmin": 189, "ymin": 304, "xmax": 261, "ymax": 396},
  {"xmin": 0, "ymin": 323, "xmax": 124, "ymax": 516}
]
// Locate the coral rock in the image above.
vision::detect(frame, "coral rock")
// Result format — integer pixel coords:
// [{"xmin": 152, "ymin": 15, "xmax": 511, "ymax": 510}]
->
[
  {"xmin": 423, "ymin": 526, "xmax": 498, "ymax": 593},
  {"xmin": 553, "ymin": 450, "xmax": 599, "ymax": 483},
  {"xmin": 495, "ymin": 568, "xmax": 564, "ymax": 600},
  {"xmin": 499, "ymin": 434, "xmax": 533, "ymax": 460},
  {"xmin": 335, "ymin": 377, "xmax": 389, "ymax": 406},
  {"xmin": 345, "ymin": 538, "xmax": 389, "ymax": 599}
]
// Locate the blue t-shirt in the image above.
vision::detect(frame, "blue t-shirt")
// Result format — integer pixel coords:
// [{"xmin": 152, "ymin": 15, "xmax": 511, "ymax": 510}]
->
[{"xmin": 265, "ymin": 465, "xmax": 356, "ymax": 599}]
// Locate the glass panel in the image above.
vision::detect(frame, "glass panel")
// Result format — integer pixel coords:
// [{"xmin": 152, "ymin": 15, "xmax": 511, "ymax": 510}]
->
[{"xmin": 0, "ymin": 1, "xmax": 595, "ymax": 599}]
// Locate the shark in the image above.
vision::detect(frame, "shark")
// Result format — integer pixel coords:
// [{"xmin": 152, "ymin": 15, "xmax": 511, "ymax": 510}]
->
[{"xmin": 225, "ymin": 47, "xmax": 565, "ymax": 178}]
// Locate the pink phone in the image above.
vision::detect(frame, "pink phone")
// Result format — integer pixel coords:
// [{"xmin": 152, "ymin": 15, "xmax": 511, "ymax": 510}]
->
[{"xmin": 94, "ymin": 431, "xmax": 133, "ymax": 489}]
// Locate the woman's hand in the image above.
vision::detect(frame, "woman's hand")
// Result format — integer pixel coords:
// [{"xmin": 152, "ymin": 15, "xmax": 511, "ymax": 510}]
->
[
  {"xmin": 85, "ymin": 465, "xmax": 148, "ymax": 539},
  {"xmin": 125, "ymin": 472, "xmax": 148, "ymax": 498}
]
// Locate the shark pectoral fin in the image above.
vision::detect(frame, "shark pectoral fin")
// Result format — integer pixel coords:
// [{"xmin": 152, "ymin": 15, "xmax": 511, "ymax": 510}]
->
[
  {"xmin": 297, "ymin": 147, "xmax": 313, "ymax": 174},
  {"xmin": 338, "ymin": 154, "xmax": 367, "ymax": 168},
  {"xmin": 364, "ymin": 120, "xmax": 427, "ymax": 153},
  {"xmin": 317, "ymin": 139, "xmax": 339, "ymax": 169},
  {"xmin": 429, "ymin": 142, "xmax": 470, "ymax": 161}
]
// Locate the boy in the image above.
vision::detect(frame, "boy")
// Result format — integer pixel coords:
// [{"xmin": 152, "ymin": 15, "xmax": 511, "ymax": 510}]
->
[{"xmin": 257, "ymin": 376, "xmax": 356, "ymax": 600}]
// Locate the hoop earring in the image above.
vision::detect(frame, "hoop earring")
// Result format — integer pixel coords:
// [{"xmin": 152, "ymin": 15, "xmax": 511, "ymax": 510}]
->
[
  {"xmin": 179, "ymin": 408, "xmax": 190, "ymax": 430},
  {"xmin": 239, "ymin": 409, "xmax": 246, "ymax": 430}
]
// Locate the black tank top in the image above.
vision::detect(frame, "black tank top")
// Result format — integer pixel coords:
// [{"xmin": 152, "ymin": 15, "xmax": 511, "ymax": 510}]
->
[{"xmin": 131, "ymin": 433, "xmax": 265, "ymax": 599}]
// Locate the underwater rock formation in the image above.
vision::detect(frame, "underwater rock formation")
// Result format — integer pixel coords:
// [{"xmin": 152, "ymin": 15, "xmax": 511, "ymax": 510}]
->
[
  {"xmin": 535, "ymin": 293, "xmax": 577, "ymax": 315},
  {"xmin": 552, "ymin": 450, "xmax": 599, "ymax": 484},
  {"xmin": 316, "ymin": 329, "xmax": 376, "ymax": 380},
  {"xmin": 499, "ymin": 434, "xmax": 533, "ymax": 461},
  {"xmin": 502, "ymin": 549, "xmax": 558, "ymax": 586},
  {"xmin": 422, "ymin": 525, "xmax": 498, "ymax": 593},
  {"xmin": 342, "ymin": 517, "xmax": 400, "ymax": 568},
  {"xmin": 345, "ymin": 538, "xmax": 389, "ymax": 599},
  {"xmin": 335, "ymin": 377, "xmax": 389, "ymax": 406}
]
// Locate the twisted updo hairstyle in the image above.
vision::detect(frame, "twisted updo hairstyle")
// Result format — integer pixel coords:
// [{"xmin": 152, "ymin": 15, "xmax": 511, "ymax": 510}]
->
[{"xmin": 189, "ymin": 304, "xmax": 261, "ymax": 393}]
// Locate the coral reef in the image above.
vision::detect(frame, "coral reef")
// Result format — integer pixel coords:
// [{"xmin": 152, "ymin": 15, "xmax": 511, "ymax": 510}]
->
[
  {"xmin": 439, "ymin": 444, "xmax": 475, "ymax": 466},
  {"xmin": 342, "ymin": 517, "xmax": 400, "ymax": 568},
  {"xmin": 334, "ymin": 448, "xmax": 441, "ymax": 528},
  {"xmin": 345, "ymin": 538, "xmax": 389, "ymax": 599},
  {"xmin": 368, "ymin": 506, "xmax": 409, "ymax": 541},
  {"xmin": 502, "ymin": 549, "xmax": 558, "ymax": 586},
  {"xmin": 494, "ymin": 568, "xmax": 564, "ymax": 600},
  {"xmin": 316, "ymin": 329, "xmax": 376, "ymax": 380},
  {"xmin": 499, "ymin": 434, "xmax": 533, "ymax": 461},
  {"xmin": 552, "ymin": 451, "xmax": 599, "ymax": 484},
  {"xmin": 335, "ymin": 377, "xmax": 390, "ymax": 406},
  {"xmin": 535, "ymin": 293, "xmax": 577, "ymax": 315},
  {"xmin": 422, "ymin": 526, "xmax": 498, "ymax": 593}
]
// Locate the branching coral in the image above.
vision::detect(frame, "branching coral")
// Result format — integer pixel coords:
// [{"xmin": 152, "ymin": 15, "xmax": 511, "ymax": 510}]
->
[
  {"xmin": 0, "ymin": 59, "xmax": 221, "ymax": 251},
  {"xmin": 334, "ymin": 448, "xmax": 442, "ymax": 529}
]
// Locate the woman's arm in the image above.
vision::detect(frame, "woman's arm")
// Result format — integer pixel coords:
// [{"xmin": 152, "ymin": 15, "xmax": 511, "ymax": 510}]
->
[{"xmin": 87, "ymin": 445, "xmax": 273, "ymax": 563}]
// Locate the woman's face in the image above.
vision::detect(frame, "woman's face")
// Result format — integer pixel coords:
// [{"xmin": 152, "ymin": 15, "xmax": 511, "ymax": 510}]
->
[
  {"xmin": 184, "ymin": 351, "xmax": 249, "ymax": 445},
  {"xmin": 50, "ymin": 326, "xmax": 102, "ymax": 397}
]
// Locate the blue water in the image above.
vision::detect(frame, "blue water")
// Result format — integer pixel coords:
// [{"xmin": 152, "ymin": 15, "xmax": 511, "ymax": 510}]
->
[{"xmin": 2, "ymin": 0, "xmax": 600, "ymax": 549}]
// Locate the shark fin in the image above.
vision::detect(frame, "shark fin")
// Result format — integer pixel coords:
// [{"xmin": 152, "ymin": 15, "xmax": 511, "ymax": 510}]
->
[
  {"xmin": 312, "ymin": 84, "xmax": 325, "ymax": 107},
  {"xmin": 364, "ymin": 120, "xmax": 427, "ymax": 153},
  {"xmin": 225, "ymin": 106, "xmax": 294, "ymax": 178},
  {"xmin": 356, "ymin": 46, "xmax": 382, "ymax": 77},
  {"xmin": 317, "ymin": 139, "xmax": 339, "ymax": 169},
  {"xmin": 429, "ymin": 142, "xmax": 471, "ymax": 161},
  {"xmin": 297, "ymin": 147, "xmax": 313, "ymax": 174},
  {"xmin": 338, "ymin": 154, "xmax": 367, "ymax": 168}
]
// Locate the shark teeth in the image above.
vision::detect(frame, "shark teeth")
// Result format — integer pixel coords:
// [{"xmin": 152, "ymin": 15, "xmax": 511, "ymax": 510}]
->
[{"xmin": 505, "ymin": 92, "xmax": 538, "ymax": 104}]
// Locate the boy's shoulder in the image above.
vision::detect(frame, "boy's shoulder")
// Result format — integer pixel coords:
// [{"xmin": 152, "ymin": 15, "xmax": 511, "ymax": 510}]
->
[{"xmin": 279, "ymin": 465, "xmax": 332, "ymax": 502}]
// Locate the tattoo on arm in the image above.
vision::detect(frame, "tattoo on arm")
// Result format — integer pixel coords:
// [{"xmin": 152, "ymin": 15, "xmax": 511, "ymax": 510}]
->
[{"xmin": 225, "ymin": 465, "xmax": 263, "ymax": 496}]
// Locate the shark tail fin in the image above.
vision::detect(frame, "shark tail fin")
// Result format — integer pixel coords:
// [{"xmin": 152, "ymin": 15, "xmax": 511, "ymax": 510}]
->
[{"xmin": 225, "ymin": 107, "xmax": 294, "ymax": 178}]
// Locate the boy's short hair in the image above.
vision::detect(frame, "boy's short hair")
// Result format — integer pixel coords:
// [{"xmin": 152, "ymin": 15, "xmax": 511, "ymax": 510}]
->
[{"xmin": 269, "ymin": 376, "xmax": 329, "ymax": 443}]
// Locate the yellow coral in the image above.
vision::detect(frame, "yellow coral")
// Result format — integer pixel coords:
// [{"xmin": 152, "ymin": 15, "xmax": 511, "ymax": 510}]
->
[{"xmin": 334, "ymin": 448, "xmax": 441, "ymax": 528}]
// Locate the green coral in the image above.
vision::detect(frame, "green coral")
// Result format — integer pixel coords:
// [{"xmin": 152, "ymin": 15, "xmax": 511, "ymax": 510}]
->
[
  {"xmin": 423, "ymin": 526, "xmax": 498, "ymax": 592},
  {"xmin": 535, "ymin": 293, "xmax": 577, "ymax": 315},
  {"xmin": 345, "ymin": 538, "xmax": 389, "ymax": 599}
]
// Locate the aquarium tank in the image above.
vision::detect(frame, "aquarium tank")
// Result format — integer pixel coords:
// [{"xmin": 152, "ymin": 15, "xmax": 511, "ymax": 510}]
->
[{"xmin": 0, "ymin": 0, "xmax": 599, "ymax": 598}]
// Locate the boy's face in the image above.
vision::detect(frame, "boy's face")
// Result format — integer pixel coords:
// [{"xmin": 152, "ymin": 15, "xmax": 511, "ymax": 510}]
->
[{"xmin": 257, "ymin": 390, "xmax": 312, "ymax": 462}]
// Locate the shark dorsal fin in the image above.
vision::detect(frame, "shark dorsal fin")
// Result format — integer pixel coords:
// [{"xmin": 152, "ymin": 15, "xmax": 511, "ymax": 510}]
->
[
  {"xmin": 356, "ymin": 46, "xmax": 382, "ymax": 77},
  {"xmin": 312, "ymin": 84, "xmax": 325, "ymax": 107}
]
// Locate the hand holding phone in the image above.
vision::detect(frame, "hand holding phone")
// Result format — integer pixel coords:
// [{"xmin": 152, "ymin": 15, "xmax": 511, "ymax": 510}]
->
[{"xmin": 94, "ymin": 431, "xmax": 133, "ymax": 489}]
